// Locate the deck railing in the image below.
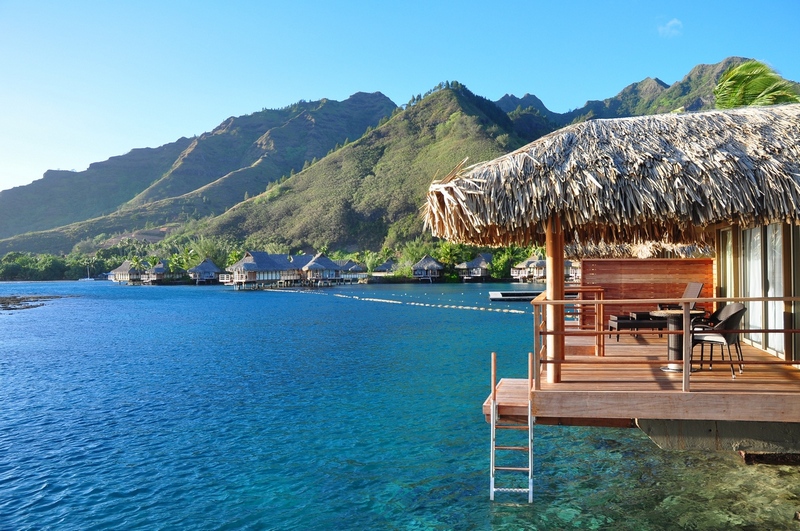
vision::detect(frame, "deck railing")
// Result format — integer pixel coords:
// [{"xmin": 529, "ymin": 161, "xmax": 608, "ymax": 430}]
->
[{"xmin": 531, "ymin": 295, "xmax": 800, "ymax": 392}]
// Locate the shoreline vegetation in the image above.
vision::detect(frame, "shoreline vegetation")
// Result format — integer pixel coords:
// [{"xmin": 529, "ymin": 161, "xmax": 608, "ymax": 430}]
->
[{"xmin": 0, "ymin": 237, "xmax": 545, "ymax": 285}]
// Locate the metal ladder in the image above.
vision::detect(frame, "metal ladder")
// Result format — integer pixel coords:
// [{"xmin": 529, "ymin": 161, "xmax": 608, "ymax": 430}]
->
[{"xmin": 489, "ymin": 352, "xmax": 534, "ymax": 503}]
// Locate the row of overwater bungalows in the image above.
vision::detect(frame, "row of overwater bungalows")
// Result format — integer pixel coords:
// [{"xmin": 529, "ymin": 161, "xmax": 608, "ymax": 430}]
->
[
  {"xmin": 109, "ymin": 252, "xmax": 395, "ymax": 287},
  {"xmin": 109, "ymin": 250, "xmax": 578, "ymax": 286}
]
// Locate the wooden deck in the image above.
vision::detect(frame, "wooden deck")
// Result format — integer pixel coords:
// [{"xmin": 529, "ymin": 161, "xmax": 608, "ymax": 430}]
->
[{"xmin": 485, "ymin": 332, "xmax": 800, "ymax": 426}]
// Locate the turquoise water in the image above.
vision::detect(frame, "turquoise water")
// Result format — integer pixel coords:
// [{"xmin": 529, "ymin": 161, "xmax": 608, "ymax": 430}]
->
[{"xmin": 1, "ymin": 281, "xmax": 799, "ymax": 530}]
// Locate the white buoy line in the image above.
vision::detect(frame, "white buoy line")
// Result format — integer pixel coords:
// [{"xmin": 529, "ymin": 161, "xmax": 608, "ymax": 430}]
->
[{"xmin": 331, "ymin": 292, "xmax": 526, "ymax": 314}]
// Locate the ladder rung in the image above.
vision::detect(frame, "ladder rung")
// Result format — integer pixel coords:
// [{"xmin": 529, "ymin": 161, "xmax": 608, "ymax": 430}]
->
[
  {"xmin": 496, "ymin": 445, "xmax": 528, "ymax": 451},
  {"xmin": 494, "ymin": 466, "xmax": 530, "ymax": 472},
  {"xmin": 493, "ymin": 487, "xmax": 531, "ymax": 493},
  {"xmin": 496, "ymin": 425, "xmax": 528, "ymax": 431}
]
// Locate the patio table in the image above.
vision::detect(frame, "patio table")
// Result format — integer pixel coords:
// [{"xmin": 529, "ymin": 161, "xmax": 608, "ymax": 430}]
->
[{"xmin": 649, "ymin": 309, "xmax": 705, "ymax": 372}]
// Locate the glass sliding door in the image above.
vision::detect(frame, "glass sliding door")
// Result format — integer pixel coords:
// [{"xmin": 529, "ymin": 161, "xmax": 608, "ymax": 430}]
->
[
  {"xmin": 765, "ymin": 224, "xmax": 784, "ymax": 355},
  {"xmin": 742, "ymin": 227, "xmax": 763, "ymax": 347},
  {"xmin": 741, "ymin": 223, "xmax": 785, "ymax": 355}
]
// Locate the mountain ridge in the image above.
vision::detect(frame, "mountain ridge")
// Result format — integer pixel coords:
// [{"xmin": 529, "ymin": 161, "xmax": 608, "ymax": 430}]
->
[{"xmin": 0, "ymin": 57, "xmax": 790, "ymax": 256}]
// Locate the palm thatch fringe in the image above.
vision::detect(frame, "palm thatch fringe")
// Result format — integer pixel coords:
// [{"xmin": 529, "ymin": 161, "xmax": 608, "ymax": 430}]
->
[
  {"xmin": 565, "ymin": 241, "xmax": 713, "ymax": 260},
  {"xmin": 424, "ymin": 104, "xmax": 800, "ymax": 247}
]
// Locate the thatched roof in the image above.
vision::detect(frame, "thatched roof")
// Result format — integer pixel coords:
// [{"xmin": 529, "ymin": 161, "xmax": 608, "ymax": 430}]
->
[
  {"xmin": 303, "ymin": 253, "xmax": 341, "ymax": 272},
  {"xmin": 412, "ymin": 254, "xmax": 444, "ymax": 271},
  {"xmin": 456, "ymin": 252, "xmax": 493, "ymax": 270},
  {"xmin": 373, "ymin": 259, "xmax": 396, "ymax": 273},
  {"xmin": 512, "ymin": 256, "xmax": 541, "ymax": 269},
  {"xmin": 425, "ymin": 104, "xmax": 800, "ymax": 246},
  {"xmin": 110, "ymin": 259, "xmax": 139, "ymax": 274},
  {"xmin": 187, "ymin": 258, "xmax": 223, "ymax": 274}
]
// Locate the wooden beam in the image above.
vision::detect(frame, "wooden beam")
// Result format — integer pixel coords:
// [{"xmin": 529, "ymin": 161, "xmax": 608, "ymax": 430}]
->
[
  {"xmin": 546, "ymin": 215, "xmax": 565, "ymax": 383},
  {"xmin": 531, "ymin": 391, "xmax": 800, "ymax": 423}
]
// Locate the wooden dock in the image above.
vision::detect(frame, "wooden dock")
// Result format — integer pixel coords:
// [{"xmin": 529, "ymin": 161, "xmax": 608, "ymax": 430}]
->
[{"xmin": 485, "ymin": 332, "xmax": 800, "ymax": 426}]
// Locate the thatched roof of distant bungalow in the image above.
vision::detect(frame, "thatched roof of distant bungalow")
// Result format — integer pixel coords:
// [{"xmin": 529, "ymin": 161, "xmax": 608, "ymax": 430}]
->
[
  {"xmin": 456, "ymin": 252, "xmax": 493, "ymax": 270},
  {"xmin": 188, "ymin": 258, "xmax": 223, "ymax": 274},
  {"xmin": 373, "ymin": 259, "xmax": 396, "ymax": 273},
  {"xmin": 302, "ymin": 253, "xmax": 341, "ymax": 271},
  {"xmin": 231, "ymin": 251, "xmax": 310, "ymax": 271},
  {"xmin": 425, "ymin": 104, "xmax": 800, "ymax": 247},
  {"xmin": 147, "ymin": 260, "xmax": 174, "ymax": 274},
  {"xmin": 332, "ymin": 259, "xmax": 366, "ymax": 272},
  {"xmin": 110, "ymin": 260, "xmax": 139, "ymax": 274},
  {"xmin": 412, "ymin": 254, "xmax": 444, "ymax": 271},
  {"xmin": 512, "ymin": 256, "xmax": 543, "ymax": 269}
]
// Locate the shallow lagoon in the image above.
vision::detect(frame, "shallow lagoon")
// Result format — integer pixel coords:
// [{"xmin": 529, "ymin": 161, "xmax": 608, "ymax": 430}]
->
[{"xmin": 1, "ymin": 281, "xmax": 799, "ymax": 529}]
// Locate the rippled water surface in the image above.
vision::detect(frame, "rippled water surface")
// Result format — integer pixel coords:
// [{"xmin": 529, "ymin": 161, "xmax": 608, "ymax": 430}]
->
[{"xmin": 2, "ymin": 281, "xmax": 799, "ymax": 530}]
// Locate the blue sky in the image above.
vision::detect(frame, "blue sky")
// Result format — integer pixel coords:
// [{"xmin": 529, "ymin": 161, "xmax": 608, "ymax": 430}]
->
[{"xmin": 1, "ymin": 0, "xmax": 798, "ymax": 192}]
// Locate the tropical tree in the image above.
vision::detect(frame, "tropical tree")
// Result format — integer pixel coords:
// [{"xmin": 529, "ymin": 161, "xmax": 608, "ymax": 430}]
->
[
  {"xmin": 361, "ymin": 250, "xmax": 383, "ymax": 273},
  {"xmin": 147, "ymin": 254, "xmax": 162, "ymax": 270},
  {"xmin": 714, "ymin": 60, "xmax": 800, "ymax": 109},
  {"xmin": 490, "ymin": 245, "xmax": 533, "ymax": 280},
  {"xmin": 226, "ymin": 250, "xmax": 245, "ymax": 267},
  {"xmin": 129, "ymin": 255, "xmax": 146, "ymax": 273}
]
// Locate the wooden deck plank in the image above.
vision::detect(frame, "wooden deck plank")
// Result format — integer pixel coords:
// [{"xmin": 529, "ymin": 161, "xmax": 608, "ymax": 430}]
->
[{"xmin": 486, "ymin": 333, "xmax": 800, "ymax": 425}]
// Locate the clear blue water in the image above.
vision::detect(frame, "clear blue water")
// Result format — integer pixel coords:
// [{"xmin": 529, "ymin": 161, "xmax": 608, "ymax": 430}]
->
[{"xmin": 2, "ymin": 281, "xmax": 799, "ymax": 530}]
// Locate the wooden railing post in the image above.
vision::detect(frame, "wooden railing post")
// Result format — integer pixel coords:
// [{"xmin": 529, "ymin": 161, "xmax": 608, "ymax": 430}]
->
[
  {"xmin": 597, "ymin": 291, "xmax": 605, "ymax": 357},
  {"xmin": 528, "ymin": 352, "xmax": 534, "ymax": 394},
  {"xmin": 682, "ymin": 302, "xmax": 692, "ymax": 392},
  {"xmin": 491, "ymin": 352, "xmax": 497, "ymax": 401}
]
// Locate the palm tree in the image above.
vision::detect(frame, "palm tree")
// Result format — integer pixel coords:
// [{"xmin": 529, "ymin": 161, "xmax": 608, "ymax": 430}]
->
[
  {"xmin": 128, "ymin": 255, "xmax": 145, "ymax": 274},
  {"xmin": 714, "ymin": 60, "xmax": 800, "ymax": 109}
]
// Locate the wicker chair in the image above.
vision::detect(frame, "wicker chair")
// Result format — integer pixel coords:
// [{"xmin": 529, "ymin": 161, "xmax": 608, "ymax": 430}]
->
[{"xmin": 691, "ymin": 303, "xmax": 747, "ymax": 378}]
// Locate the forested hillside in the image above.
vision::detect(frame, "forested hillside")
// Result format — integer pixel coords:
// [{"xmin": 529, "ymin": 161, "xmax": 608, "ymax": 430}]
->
[
  {"xmin": 0, "ymin": 92, "xmax": 396, "ymax": 245},
  {"xmin": 201, "ymin": 83, "xmax": 525, "ymax": 251},
  {"xmin": 0, "ymin": 57, "xmax": 785, "ymax": 256}
]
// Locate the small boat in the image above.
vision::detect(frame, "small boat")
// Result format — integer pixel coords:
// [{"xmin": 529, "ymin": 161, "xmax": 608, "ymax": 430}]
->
[{"xmin": 78, "ymin": 265, "xmax": 95, "ymax": 281}]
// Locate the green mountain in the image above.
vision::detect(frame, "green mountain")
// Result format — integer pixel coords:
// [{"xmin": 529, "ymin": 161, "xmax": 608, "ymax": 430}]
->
[
  {"xmin": 0, "ymin": 57, "xmax": 791, "ymax": 256},
  {"xmin": 200, "ymin": 83, "xmax": 524, "ymax": 252},
  {"xmin": 0, "ymin": 139, "xmax": 192, "ymax": 239},
  {"xmin": 496, "ymin": 57, "xmax": 750, "ymax": 125},
  {"xmin": 0, "ymin": 92, "xmax": 396, "ymax": 245}
]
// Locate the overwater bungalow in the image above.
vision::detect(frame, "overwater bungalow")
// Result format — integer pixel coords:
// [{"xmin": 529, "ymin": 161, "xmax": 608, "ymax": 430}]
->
[
  {"xmin": 372, "ymin": 259, "xmax": 397, "ymax": 277},
  {"xmin": 108, "ymin": 260, "xmax": 141, "ymax": 284},
  {"xmin": 425, "ymin": 104, "xmax": 800, "ymax": 501},
  {"xmin": 187, "ymin": 258, "xmax": 224, "ymax": 284},
  {"xmin": 303, "ymin": 253, "xmax": 343, "ymax": 285},
  {"xmin": 455, "ymin": 252, "xmax": 493, "ymax": 281},
  {"xmin": 228, "ymin": 251, "xmax": 342, "ymax": 289},
  {"xmin": 332, "ymin": 259, "xmax": 368, "ymax": 282},
  {"xmin": 141, "ymin": 259, "xmax": 186, "ymax": 285},
  {"xmin": 511, "ymin": 256, "xmax": 545, "ymax": 282},
  {"xmin": 411, "ymin": 254, "xmax": 444, "ymax": 282}
]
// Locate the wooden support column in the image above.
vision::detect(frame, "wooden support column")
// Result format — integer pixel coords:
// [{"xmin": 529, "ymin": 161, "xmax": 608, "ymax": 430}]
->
[{"xmin": 546, "ymin": 215, "xmax": 565, "ymax": 383}]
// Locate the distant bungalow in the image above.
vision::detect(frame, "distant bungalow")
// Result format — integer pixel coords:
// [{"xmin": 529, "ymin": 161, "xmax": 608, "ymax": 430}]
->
[
  {"xmin": 142, "ymin": 259, "xmax": 185, "ymax": 285},
  {"xmin": 372, "ymin": 259, "xmax": 397, "ymax": 277},
  {"xmin": 511, "ymin": 256, "xmax": 545, "ymax": 282},
  {"xmin": 332, "ymin": 259, "xmax": 368, "ymax": 282},
  {"xmin": 228, "ymin": 251, "xmax": 346, "ymax": 290},
  {"xmin": 455, "ymin": 252, "xmax": 493, "ymax": 282},
  {"xmin": 188, "ymin": 258, "xmax": 224, "ymax": 284},
  {"xmin": 109, "ymin": 260, "xmax": 141, "ymax": 284},
  {"xmin": 412, "ymin": 254, "xmax": 444, "ymax": 282}
]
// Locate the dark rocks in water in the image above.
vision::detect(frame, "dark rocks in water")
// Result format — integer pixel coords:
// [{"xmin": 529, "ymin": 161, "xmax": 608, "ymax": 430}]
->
[{"xmin": 0, "ymin": 295, "xmax": 61, "ymax": 311}]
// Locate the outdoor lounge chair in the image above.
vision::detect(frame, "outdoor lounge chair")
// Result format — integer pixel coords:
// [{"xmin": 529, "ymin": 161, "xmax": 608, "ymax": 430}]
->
[
  {"xmin": 691, "ymin": 303, "xmax": 747, "ymax": 378},
  {"xmin": 657, "ymin": 281, "xmax": 704, "ymax": 310}
]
